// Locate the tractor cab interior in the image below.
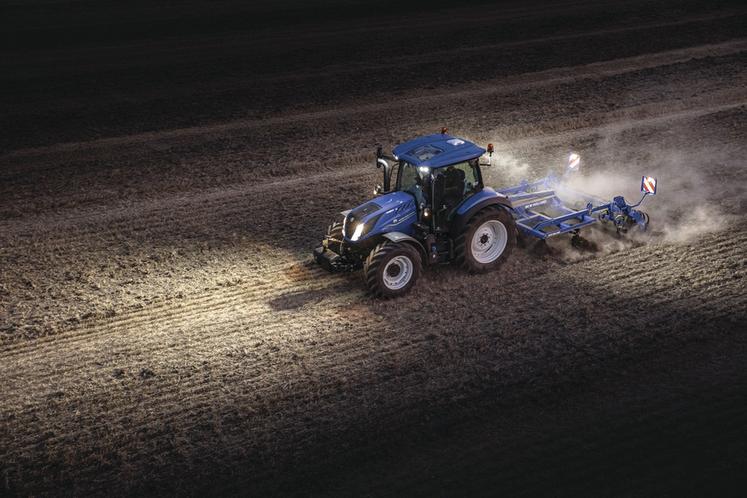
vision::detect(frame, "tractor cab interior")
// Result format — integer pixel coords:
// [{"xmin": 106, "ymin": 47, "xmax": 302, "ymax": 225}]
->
[
  {"xmin": 433, "ymin": 159, "xmax": 481, "ymax": 225},
  {"xmin": 397, "ymin": 158, "xmax": 482, "ymax": 230}
]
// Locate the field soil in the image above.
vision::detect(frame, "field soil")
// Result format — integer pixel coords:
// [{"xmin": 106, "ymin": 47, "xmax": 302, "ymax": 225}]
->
[{"xmin": 1, "ymin": 0, "xmax": 746, "ymax": 495}]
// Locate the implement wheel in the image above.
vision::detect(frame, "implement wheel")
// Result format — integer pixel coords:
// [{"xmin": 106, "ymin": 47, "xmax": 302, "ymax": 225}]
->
[
  {"xmin": 363, "ymin": 241, "xmax": 421, "ymax": 298},
  {"xmin": 456, "ymin": 207, "xmax": 516, "ymax": 273}
]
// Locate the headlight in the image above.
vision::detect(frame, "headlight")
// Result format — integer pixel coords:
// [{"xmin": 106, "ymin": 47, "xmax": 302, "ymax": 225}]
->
[
  {"xmin": 346, "ymin": 213, "xmax": 382, "ymax": 242},
  {"xmin": 351, "ymin": 222, "xmax": 365, "ymax": 241}
]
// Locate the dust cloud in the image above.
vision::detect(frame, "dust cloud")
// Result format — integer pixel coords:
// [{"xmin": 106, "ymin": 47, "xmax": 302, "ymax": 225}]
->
[
  {"xmin": 562, "ymin": 147, "xmax": 729, "ymax": 244},
  {"xmin": 484, "ymin": 143, "xmax": 731, "ymax": 254}
]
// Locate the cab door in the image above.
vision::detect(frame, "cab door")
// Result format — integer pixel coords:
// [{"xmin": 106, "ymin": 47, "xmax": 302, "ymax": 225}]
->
[{"xmin": 432, "ymin": 159, "xmax": 482, "ymax": 227}]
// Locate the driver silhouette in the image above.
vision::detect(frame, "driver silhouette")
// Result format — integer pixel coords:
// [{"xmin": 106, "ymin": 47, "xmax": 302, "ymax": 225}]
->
[{"xmin": 442, "ymin": 165, "xmax": 465, "ymax": 208}]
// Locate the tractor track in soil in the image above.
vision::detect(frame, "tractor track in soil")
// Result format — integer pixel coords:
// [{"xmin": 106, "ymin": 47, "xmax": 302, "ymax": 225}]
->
[
  {"xmin": 1, "ymin": 1, "xmax": 746, "ymax": 496},
  {"xmin": 1, "ymin": 227, "xmax": 744, "ymax": 495},
  {"xmin": 1, "ymin": 228, "xmax": 743, "ymax": 456},
  {"xmin": 2, "ymin": 219, "xmax": 745, "ymax": 356}
]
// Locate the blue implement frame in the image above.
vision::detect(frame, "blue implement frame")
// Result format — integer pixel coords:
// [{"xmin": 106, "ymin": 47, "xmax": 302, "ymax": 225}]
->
[{"xmin": 498, "ymin": 175, "xmax": 653, "ymax": 239}]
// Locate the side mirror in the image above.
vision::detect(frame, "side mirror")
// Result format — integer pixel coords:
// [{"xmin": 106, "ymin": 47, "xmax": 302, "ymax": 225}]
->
[{"xmin": 374, "ymin": 184, "xmax": 383, "ymax": 196}]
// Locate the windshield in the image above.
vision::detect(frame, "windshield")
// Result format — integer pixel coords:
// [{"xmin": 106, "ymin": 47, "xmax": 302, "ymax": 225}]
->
[{"xmin": 396, "ymin": 161, "xmax": 430, "ymax": 205}]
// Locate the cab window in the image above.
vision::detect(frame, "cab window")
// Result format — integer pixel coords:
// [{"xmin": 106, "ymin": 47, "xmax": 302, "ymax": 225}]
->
[
  {"xmin": 450, "ymin": 160, "xmax": 480, "ymax": 193},
  {"xmin": 397, "ymin": 162, "xmax": 420, "ymax": 191},
  {"xmin": 396, "ymin": 161, "xmax": 429, "ymax": 205},
  {"xmin": 432, "ymin": 159, "xmax": 482, "ymax": 219}
]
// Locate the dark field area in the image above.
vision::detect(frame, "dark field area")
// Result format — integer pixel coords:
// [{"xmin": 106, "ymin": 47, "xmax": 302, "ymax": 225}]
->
[{"xmin": 1, "ymin": 0, "xmax": 746, "ymax": 495}]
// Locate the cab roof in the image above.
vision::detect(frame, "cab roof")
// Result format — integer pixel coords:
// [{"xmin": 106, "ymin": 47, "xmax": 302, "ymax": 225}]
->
[{"xmin": 392, "ymin": 133, "xmax": 485, "ymax": 169}]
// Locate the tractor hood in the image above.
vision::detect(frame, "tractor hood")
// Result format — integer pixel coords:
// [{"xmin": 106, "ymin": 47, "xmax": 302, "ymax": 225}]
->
[{"xmin": 343, "ymin": 191, "xmax": 418, "ymax": 243}]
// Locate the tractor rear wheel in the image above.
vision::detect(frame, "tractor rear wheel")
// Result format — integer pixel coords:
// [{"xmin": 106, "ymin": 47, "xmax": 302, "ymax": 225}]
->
[
  {"xmin": 455, "ymin": 207, "xmax": 516, "ymax": 273},
  {"xmin": 363, "ymin": 241, "xmax": 421, "ymax": 298}
]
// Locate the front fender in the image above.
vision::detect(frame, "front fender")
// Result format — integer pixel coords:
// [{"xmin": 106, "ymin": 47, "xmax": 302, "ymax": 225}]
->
[{"xmin": 382, "ymin": 232, "xmax": 426, "ymax": 259}]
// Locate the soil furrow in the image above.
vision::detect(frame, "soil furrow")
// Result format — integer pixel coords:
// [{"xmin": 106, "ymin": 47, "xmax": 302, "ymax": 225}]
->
[{"xmin": 4, "ymin": 39, "xmax": 745, "ymax": 162}]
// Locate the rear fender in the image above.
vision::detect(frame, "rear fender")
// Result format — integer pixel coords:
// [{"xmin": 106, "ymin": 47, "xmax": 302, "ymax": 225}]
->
[{"xmin": 451, "ymin": 188, "xmax": 513, "ymax": 234}]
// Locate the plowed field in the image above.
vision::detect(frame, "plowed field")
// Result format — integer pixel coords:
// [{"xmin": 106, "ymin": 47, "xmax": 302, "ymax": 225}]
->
[{"xmin": 1, "ymin": 0, "xmax": 745, "ymax": 495}]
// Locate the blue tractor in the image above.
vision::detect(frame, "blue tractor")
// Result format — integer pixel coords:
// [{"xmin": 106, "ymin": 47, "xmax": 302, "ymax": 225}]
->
[{"xmin": 314, "ymin": 130, "xmax": 656, "ymax": 297}]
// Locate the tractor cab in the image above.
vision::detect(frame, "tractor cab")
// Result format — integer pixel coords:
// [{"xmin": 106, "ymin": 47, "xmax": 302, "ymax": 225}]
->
[{"xmin": 383, "ymin": 131, "xmax": 489, "ymax": 229}]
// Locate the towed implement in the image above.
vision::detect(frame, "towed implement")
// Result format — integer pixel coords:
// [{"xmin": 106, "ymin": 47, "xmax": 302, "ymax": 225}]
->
[{"xmin": 314, "ymin": 130, "xmax": 657, "ymax": 297}]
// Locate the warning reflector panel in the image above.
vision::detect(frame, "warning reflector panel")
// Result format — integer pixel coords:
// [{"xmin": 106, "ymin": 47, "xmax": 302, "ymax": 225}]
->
[
  {"xmin": 568, "ymin": 152, "xmax": 580, "ymax": 170},
  {"xmin": 641, "ymin": 176, "xmax": 657, "ymax": 195}
]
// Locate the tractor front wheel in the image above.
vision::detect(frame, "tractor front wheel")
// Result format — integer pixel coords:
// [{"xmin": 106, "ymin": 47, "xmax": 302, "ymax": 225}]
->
[
  {"xmin": 363, "ymin": 242, "xmax": 421, "ymax": 298},
  {"xmin": 325, "ymin": 221, "xmax": 344, "ymax": 253}
]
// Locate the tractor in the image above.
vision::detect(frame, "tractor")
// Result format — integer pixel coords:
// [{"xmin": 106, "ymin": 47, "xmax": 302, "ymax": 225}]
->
[{"xmin": 313, "ymin": 130, "xmax": 655, "ymax": 297}]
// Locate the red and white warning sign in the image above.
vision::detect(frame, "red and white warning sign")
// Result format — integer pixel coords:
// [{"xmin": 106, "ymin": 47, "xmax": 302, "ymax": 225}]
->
[
  {"xmin": 568, "ymin": 152, "xmax": 580, "ymax": 170},
  {"xmin": 641, "ymin": 176, "xmax": 657, "ymax": 195}
]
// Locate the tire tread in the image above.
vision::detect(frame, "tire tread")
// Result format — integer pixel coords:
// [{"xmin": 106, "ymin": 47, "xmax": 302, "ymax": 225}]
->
[{"xmin": 363, "ymin": 241, "xmax": 421, "ymax": 298}]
